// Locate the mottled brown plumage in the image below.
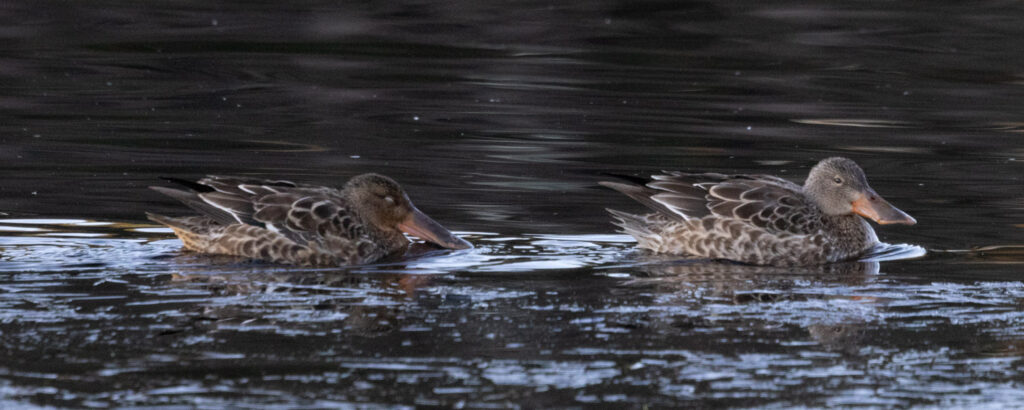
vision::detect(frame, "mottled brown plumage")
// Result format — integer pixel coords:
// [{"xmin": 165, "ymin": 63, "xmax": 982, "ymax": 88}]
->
[
  {"xmin": 601, "ymin": 157, "xmax": 916, "ymax": 266},
  {"xmin": 148, "ymin": 174, "xmax": 471, "ymax": 266}
]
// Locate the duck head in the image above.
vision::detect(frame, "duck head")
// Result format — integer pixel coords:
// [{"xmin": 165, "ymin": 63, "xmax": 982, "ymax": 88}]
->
[
  {"xmin": 344, "ymin": 173, "xmax": 473, "ymax": 249},
  {"xmin": 803, "ymin": 157, "xmax": 916, "ymax": 225}
]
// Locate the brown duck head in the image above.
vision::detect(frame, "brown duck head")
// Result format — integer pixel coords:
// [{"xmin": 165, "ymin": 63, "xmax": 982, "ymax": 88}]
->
[
  {"xmin": 344, "ymin": 174, "xmax": 473, "ymax": 249},
  {"xmin": 803, "ymin": 157, "xmax": 916, "ymax": 225}
]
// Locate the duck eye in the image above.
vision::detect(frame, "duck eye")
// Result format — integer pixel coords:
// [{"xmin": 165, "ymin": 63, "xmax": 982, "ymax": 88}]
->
[
  {"xmin": 833, "ymin": 177, "xmax": 843, "ymax": 184},
  {"xmin": 383, "ymin": 196, "xmax": 396, "ymax": 205}
]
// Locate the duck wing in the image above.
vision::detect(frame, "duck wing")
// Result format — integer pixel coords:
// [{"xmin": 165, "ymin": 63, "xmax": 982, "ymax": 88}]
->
[
  {"xmin": 154, "ymin": 176, "xmax": 366, "ymax": 244},
  {"xmin": 602, "ymin": 172, "xmax": 821, "ymax": 235}
]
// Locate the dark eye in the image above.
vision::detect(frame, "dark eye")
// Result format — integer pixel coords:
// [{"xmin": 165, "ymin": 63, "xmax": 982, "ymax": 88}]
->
[
  {"xmin": 833, "ymin": 177, "xmax": 843, "ymax": 184},
  {"xmin": 383, "ymin": 196, "xmax": 396, "ymax": 205}
]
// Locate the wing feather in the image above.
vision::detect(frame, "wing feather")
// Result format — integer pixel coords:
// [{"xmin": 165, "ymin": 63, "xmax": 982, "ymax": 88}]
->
[
  {"xmin": 154, "ymin": 175, "xmax": 366, "ymax": 245},
  {"xmin": 198, "ymin": 191, "xmax": 255, "ymax": 224},
  {"xmin": 602, "ymin": 171, "xmax": 821, "ymax": 235}
]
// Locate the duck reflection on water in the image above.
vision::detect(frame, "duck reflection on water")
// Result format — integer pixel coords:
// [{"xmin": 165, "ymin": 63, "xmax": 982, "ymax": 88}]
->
[
  {"xmin": 622, "ymin": 257, "xmax": 881, "ymax": 355},
  {"xmin": 164, "ymin": 266, "xmax": 440, "ymax": 338}
]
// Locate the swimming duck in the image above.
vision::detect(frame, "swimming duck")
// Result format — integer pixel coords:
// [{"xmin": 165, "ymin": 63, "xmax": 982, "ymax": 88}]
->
[
  {"xmin": 147, "ymin": 174, "xmax": 471, "ymax": 266},
  {"xmin": 600, "ymin": 157, "xmax": 915, "ymax": 266}
]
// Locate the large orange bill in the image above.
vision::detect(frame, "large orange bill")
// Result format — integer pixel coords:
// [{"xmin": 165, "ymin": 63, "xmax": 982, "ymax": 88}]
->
[
  {"xmin": 851, "ymin": 190, "xmax": 916, "ymax": 225},
  {"xmin": 398, "ymin": 206, "xmax": 473, "ymax": 250}
]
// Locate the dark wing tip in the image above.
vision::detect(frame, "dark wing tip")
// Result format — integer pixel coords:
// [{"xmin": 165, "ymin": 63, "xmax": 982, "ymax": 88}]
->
[
  {"xmin": 159, "ymin": 177, "xmax": 214, "ymax": 193},
  {"xmin": 149, "ymin": 185, "xmax": 241, "ymax": 226},
  {"xmin": 599, "ymin": 172, "xmax": 650, "ymax": 186},
  {"xmin": 599, "ymin": 181, "xmax": 692, "ymax": 222},
  {"xmin": 598, "ymin": 180, "xmax": 641, "ymax": 193}
]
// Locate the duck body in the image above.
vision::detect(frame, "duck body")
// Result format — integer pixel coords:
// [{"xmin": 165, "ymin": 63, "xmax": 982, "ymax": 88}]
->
[
  {"xmin": 601, "ymin": 157, "xmax": 914, "ymax": 267},
  {"xmin": 148, "ymin": 174, "xmax": 471, "ymax": 266}
]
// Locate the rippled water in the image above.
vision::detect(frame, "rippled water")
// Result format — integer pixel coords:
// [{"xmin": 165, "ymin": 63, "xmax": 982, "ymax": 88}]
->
[{"xmin": 2, "ymin": 0, "xmax": 1024, "ymax": 407}]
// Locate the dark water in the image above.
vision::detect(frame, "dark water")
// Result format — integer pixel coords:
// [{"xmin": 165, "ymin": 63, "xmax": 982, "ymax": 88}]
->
[{"xmin": 2, "ymin": 1, "xmax": 1023, "ymax": 407}]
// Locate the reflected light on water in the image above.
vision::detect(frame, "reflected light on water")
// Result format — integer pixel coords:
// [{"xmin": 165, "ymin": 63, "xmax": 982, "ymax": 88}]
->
[
  {"xmin": 0, "ymin": 211, "xmax": 1020, "ymax": 408},
  {"xmin": 791, "ymin": 118, "xmax": 915, "ymax": 128}
]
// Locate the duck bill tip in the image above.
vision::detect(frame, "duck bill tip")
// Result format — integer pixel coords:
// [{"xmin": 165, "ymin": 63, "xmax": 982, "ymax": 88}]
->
[
  {"xmin": 851, "ymin": 193, "xmax": 916, "ymax": 226},
  {"xmin": 398, "ymin": 208, "xmax": 473, "ymax": 250}
]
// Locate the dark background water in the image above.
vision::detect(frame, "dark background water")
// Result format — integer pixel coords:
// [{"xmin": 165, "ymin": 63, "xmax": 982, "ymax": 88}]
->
[{"xmin": 2, "ymin": 1, "xmax": 1023, "ymax": 407}]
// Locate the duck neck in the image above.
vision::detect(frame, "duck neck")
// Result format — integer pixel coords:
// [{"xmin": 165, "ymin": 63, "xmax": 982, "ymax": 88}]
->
[
  {"xmin": 822, "ymin": 214, "xmax": 879, "ymax": 257},
  {"xmin": 357, "ymin": 215, "xmax": 409, "ymax": 254}
]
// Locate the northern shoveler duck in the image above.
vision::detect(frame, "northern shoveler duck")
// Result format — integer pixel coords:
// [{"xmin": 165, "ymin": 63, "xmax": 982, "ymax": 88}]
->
[
  {"xmin": 600, "ymin": 157, "xmax": 916, "ymax": 266},
  {"xmin": 147, "ymin": 174, "xmax": 471, "ymax": 266}
]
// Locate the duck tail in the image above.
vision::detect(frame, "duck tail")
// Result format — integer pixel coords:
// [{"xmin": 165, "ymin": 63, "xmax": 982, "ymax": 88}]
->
[
  {"xmin": 146, "ymin": 212, "xmax": 186, "ymax": 229},
  {"xmin": 146, "ymin": 213, "xmax": 217, "ymax": 252},
  {"xmin": 607, "ymin": 208, "xmax": 647, "ymax": 232},
  {"xmin": 606, "ymin": 208, "xmax": 667, "ymax": 250}
]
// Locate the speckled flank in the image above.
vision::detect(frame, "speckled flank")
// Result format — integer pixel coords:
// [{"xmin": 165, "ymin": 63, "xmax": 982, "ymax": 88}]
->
[
  {"xmin": 610, "ymin": 210, "xmax": 875, "ymax": 266},
  {"xmin": 154, "ymin": 216, "xmax": 384, "ymax": 266}
]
